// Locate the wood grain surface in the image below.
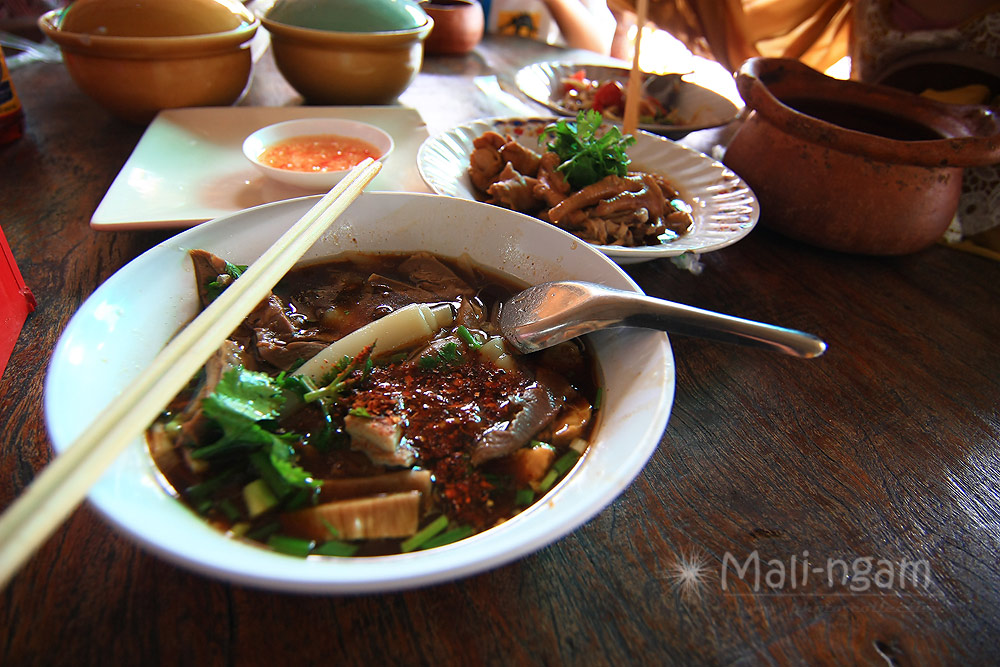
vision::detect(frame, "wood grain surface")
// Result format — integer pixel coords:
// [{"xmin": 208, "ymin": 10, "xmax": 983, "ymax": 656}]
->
[{"xmin": 1, "ymin": 36, "xmax": 998, "ymax": 667}]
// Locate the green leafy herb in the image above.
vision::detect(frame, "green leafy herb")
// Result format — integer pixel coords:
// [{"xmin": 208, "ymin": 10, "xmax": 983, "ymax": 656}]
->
[
  {"xmin": 189, "ymin": 367, "xmax": 321, "ymax": 502},
  {"xmin": 541, "ymin": 110, "xmax": 635, "ymax": 190},
  {"xmin": 204, "ymin": 261, "xmax": 247, "ymax": 302},
  {"xmin": 305, "ymin": 345, "xmax": 374, "ymax": 403}
]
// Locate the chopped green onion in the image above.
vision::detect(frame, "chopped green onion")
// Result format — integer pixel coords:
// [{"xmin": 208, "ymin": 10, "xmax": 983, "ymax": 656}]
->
[
  {"xmin": 400, "ymin": 515, "xmax": 449, "ymax": 552},
  {"xmin": 217, "ymin": 498, "xmax": 242, "ymax": 522},
  {"xmin": 456, "ymin": 325, "xmax": 482, "ymax": 350},
  {"xmin": 421, "ymin": 526, "xmax": 474, "ymax": 550},
  {"xmin": 313, "ymin": 540, "xmax": 360, "ymax": 557},
  {"xmin": 552, "ymin": 449, "xmax": 581, "ymax": 476},
  {"xmin": 593, "ymin": 387, "xmax": 603, "ymax": 411},
  {"xmin": 538, "ymin": 469, "xmax": 559, "ymax": 493},
  {"xmin": 229, "ymin": 522, "xmax": 250, "ymax": 538},
  {"xmin": 243, "ymin": 478, "xmax": 278, "ymax": 518},
  {"xmin": 282, "ymin": 486, "xmax": 316, "ymax": 511},
  {"xmin": 185, "ymin": 470, "xmax": 237, "ymax": 504},
  {"xmin": 538, "ymin": 450, "xmax": 582, "ymax": 492},
  {"xmin": 245, "ymin": 520, "xmax": 280, "ymax": 541},
  {"xmin": 267, "ymin": 534, "xmax": 314, "ymax": 557},
  {"xmin": 515, "ymin": 487, "xmax": 535, "ymax": 506}
]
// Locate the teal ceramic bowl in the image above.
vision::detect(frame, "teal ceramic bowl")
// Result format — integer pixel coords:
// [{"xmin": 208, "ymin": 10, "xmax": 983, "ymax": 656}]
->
[
  {"xmin": 261, "ymin": 0, "xmax": 432, "ymax": 104},
  {"xmin": 266, "ymin": 0, "xmax": 427, "ymax": 32}
]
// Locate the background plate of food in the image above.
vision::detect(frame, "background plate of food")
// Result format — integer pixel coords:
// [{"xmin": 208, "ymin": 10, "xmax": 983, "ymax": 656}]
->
[
  {"xmin": 417, "ymin": 115, "xmax": 759, "ymax": 265},
  {"xmin": 515, "ymin": 62, "xmax": 741, "ymax": 139}
]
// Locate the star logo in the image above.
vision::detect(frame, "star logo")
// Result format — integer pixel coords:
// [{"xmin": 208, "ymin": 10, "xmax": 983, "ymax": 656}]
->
[{"xmin": 666, "ymin": 548, "xmax": 713, "ymax": 602}]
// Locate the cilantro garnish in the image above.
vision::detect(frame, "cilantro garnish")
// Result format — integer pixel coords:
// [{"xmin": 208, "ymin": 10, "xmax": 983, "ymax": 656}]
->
[
  {"xmin": 204, "ymin": 261, "xmax": 247, "ymax": 302},
  {"xmin": 190, "ymin": 367, "xmax": 319, "ymax": 496},
  {"xmin": 541, "ymin": 110, "xmax": 635, "ymax": 190},
  {"xmin": 304, "ymin": 345, "xmax": 374, "ymax": 403}
]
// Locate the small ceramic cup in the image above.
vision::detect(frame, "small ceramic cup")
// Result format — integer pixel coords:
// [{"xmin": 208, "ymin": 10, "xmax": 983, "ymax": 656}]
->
[
  {"xmin": 421, "ymin": 0, "xmax": 484, "ymax": 56},
  {"xmin": 242, "ymin": 118, "xmax": 394, "ymax": 190}
]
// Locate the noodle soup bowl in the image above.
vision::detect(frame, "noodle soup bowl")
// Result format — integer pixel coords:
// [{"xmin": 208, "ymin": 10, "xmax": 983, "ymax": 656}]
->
[{"xmin": 44, "ymin": 192, "xmax": 674, "ymax": 593}]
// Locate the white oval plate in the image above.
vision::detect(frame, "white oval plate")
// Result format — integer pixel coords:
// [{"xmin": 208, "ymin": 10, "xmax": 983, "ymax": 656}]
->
[
  {"xmin": 44, "ymin": 192, "xmax": 674, "ymax": 594},
  {"xmin": 417, "ymin": 116, "xmax": 760, "ymax": 265},
  {"xmin": 515, "ymin": 62, "xmax": 740, "ymax": 138}
]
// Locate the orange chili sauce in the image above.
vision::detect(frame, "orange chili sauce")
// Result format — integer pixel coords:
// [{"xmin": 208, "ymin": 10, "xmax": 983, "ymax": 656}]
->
[{"xmin": 259, "ymin": 133, "xmax": 381, "ymax": 173}]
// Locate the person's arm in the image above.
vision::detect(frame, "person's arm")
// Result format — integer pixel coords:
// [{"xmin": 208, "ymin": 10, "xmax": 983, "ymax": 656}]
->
[{"xmin": 540, "ymin": 0, "xmax": 614, "ymax": 54}]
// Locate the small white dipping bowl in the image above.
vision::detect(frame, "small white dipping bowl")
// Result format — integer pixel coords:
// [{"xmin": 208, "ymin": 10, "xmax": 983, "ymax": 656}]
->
[
  {"xmin": 44, "ymin": 192, "xmax": 674, "ymax": 594},
  {"xmin": 242, "ymin": 118, "xmax": 394, "ymax": 190}
]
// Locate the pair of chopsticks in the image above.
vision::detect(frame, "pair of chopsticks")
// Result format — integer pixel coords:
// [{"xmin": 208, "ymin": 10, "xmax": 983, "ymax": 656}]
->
[
  {"xmin": 0, "ymin": 158, "xmax": 382, "ymax": 589},
  {"xmin": 623, "ymin": 0, "xmax": 649, "ymax": 137}
]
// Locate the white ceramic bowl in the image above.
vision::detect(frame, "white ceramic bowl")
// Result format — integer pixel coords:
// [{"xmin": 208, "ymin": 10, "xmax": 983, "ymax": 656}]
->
[
  {"xmin": 44, "ymin": 192, "xmax": 674, "ymax": 593},
  {"xmin": 242, "ymin": 118, "xmax": 395, "ymax": 190}
]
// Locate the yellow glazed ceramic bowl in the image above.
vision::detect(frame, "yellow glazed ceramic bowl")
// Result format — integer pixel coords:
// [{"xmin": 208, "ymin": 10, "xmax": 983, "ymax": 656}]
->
[
  {"xmin": 260, "ymin": 0, "xmax": 433, "ymax": 105},
  {"xmin": 39, "ymin": 0, "xmax": 258, "ymax": 124}
]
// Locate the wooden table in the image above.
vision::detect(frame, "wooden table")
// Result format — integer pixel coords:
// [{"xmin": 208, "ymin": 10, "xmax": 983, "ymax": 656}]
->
[{"xmin": 2, "ymin": 35, "xmax": 999, "ymax": 666}]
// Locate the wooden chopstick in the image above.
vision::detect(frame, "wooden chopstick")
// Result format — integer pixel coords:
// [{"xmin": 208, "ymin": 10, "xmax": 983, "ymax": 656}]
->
[
  {"xmin": 623, "ymin": 0, "xmax": 649, "ymax": 136},
  {"xmin": 0, "ymin": 158, "xmax": 382, "ymax": 589}
]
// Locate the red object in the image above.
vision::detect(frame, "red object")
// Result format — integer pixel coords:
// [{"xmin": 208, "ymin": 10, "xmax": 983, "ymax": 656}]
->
[
  {"xmin": 591, "ymin": 81, "xmax": 623, "ymax": 113},
  {"xmin": 0, "ymin": 224, "xmax": 35, "ymax": 375}
]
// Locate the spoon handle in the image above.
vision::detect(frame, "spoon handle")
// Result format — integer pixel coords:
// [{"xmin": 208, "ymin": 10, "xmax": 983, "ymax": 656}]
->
[{"xmin": 614, "ymin": 291, "xmax": 826, "ymax": 358}]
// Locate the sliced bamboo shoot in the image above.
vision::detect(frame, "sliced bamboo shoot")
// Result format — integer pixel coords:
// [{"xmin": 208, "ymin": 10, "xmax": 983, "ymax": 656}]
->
[
  {"xmin": 294, "ymin": 303, "xmax": 454, "ymax": 381},
  {"xmin": 279, "ymin": 491, "xmax": 422, "ymax": 541}
]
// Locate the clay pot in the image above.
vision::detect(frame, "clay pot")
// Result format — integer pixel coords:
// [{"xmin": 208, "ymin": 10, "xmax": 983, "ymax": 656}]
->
[
  {"xmin": 420, "ymin": 0, "xmax": 483, "ymax": 56},
  {"xmin": 723, "ymin": 57, "xmax": 1000, "ymax": 255}
]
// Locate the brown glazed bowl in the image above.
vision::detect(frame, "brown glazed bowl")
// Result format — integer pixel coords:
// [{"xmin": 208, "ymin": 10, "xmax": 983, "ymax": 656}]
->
[
  {"xmin": 260, "ymin": 0, "xmax": 433, "ymax": 105},
  {"xmin": 723, "ymin": 57, "xmax": 1000, "ymax": 255},
  {"xmin": 39, "ymin": 0, "xmax": 258, "ymax": 124},
  {"xmin": 421, "ymin": 0, "xmax": 484, "ymax": 55}
]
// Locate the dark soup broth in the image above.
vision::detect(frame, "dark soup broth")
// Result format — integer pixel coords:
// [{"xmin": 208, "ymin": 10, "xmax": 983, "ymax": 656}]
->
[
  {"xmin": 781, "ymin": 97, "xmax": 945, "ymax": 141},
  {"xmin": 147, "ymin": 250, "xmax": 599, "ymax": 557}
]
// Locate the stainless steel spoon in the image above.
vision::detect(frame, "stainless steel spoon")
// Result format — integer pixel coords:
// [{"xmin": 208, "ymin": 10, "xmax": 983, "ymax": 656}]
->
[{"xmin": 499, "ymin": 281, "xmax": 827, "ymax": 358}]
